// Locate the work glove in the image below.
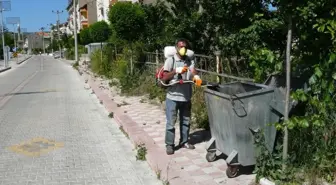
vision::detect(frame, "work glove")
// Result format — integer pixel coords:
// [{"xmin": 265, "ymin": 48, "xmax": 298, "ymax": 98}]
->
[
  {"xmin": 175, "ymin": 66, "xmax": 188, "ymax": 74},
  {"xmin": 193, "ymin": 75, "xmax": 202, "ymax": 87}
]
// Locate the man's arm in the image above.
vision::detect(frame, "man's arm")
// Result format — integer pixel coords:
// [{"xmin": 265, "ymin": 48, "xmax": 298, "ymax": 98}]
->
[
  {"xmin": 161, "ymin": 58, "xmax": 176, "ymax": 81},
  {"xmin": 189, "ymin": 59, "xmax": 203, "ymax": 86},
  {"xmin": 189, "ymin": 59, "xmax": 198, "ymax": 77}
]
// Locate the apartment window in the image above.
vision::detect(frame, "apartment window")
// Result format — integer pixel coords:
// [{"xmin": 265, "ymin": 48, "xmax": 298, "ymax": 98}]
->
[{"xmin": 100, "ymin": 7, "xmax": 104, "ymax": 18}]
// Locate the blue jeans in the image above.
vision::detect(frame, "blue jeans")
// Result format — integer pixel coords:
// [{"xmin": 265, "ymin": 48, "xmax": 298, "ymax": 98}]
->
[{"xmin": 165, "ymin": 98, "xmax": 191, "ymax": 147}]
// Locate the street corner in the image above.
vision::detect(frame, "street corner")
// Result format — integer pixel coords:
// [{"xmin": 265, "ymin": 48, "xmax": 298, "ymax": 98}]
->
[{"xmin": 8, "ymin": 137, "xmax": 64, "ymax": 157}]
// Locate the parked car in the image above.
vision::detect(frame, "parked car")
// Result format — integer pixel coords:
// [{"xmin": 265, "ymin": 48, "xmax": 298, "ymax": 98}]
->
[{"xmin": 53, "ymin": 52, "xmax": 61, "ymax": 59}]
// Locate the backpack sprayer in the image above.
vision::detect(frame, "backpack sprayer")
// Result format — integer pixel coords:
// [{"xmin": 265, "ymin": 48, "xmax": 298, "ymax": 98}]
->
[{"xmin": 155, "ymin": 46, "xmax": 218, "ymax": 88}]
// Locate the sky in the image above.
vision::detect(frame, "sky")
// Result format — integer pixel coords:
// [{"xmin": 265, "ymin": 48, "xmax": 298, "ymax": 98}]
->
[
  {"xmin": 0, "ymin": 0, "xmax": 276, "ymax": 33},
  {"xmin": 2, "ymin": 0, "xmax": 69, "ymax": 32}
]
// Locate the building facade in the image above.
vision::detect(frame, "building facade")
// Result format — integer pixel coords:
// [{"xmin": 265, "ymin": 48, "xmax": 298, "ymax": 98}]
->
[
  {"xmin": 66, "ymin": 0, "xmax": 81, "ymax": 35},
  {"xmin": 96, "ymin": 0, "xmax": 110, "ymax": 23},
  {"xmin": 27, "ymin": 32, "xmax": 51, "ymax": 52},
  {"xmin": 78, "ymin": 0, "xmax": 98, "ymax": 29}
]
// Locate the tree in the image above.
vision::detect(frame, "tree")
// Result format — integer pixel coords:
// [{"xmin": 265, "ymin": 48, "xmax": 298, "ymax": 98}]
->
[
  {"xmin": 79, "ymin": 27, "xmax": 92, "ymax": 45},
  {"xmin": 46, "ymin": 40, "xmax": 59, "ymax": 53},
  {"xmin": 108, "ymin": 2, "xmax": 145, "ymax": 43},
  {"xmin": 90, "ymin": 21, "xmax": 110, "ymax": 43},
  {"xmin": 140, "ymin": 1, "xmax": 172, "ymax": 50}
]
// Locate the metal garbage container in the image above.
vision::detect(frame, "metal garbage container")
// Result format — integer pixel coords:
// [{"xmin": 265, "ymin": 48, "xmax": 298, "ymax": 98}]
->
[{"xmin": 204, "ymin": 81, "xmax": 289, "ymax": 178}]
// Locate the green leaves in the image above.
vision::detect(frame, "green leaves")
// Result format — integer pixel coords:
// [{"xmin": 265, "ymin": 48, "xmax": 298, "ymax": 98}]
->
[
  {"xmin": 90, "ymin": 21, "xmax": 110, "ymax": 43},
  {"xmin": 79, "ymin": 27, "xmax": 92, "ymax": 45},
  {"xmin": 108, "ymin": 2, "xmax": 146, "ymax": 43},
  {"xmin": 249, "ymin": 48, "xmax": 282, "ymax": 82}
]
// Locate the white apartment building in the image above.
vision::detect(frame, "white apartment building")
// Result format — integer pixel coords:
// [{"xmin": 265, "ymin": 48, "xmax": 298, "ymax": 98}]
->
[
  {"xmin": 96, "ymin": 0, "xmax": 110, "ymax": 23},
  {"xmin": 66, "ymin": 0, "xmax": 81, "ymax": 35}
]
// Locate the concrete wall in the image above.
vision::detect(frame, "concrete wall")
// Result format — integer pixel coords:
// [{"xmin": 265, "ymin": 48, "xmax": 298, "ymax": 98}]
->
[
  {"xmin": 87, "ymin": 1, "xmax": 98, "ymax": 25},
  {"xmin": 78, "ymin": 0, "xmax": 86, "ymax": 9}
]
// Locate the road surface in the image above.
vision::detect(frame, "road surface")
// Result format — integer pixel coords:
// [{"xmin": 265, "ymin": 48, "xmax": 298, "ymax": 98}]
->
[{"xmin": 0, "ymin": 56, "xmax": 160, "ymax": 185}]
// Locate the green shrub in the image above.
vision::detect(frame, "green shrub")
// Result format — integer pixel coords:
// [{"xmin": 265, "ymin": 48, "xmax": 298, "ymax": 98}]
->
[
  {"xmin": 90, "ymin": 21, "xmax": 110, "ymax": 43},
  {"xmin": 79, "ymin": 27, "xmax": 92, "ymax": 45},
  {"xmin": 90, "ymin": 50, "xmax": 111, "ymax": 76}
]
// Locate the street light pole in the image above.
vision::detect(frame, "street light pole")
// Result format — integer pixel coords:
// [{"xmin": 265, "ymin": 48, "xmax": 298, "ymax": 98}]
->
[
  {"xmin": 12, "ymin": 24, "xmax": 16, "ymax": 52},
  {"xmin": 73, "ymin": 0, "xmax": 78, "ymax": 62},
  {"xmin": 47, "ymin": 23, "xmax": 54, "ymax": 54},
  {"xmin": 0, "ymin": 9, "xmax": 6, "ymax": 68},
  {"xmin": 40, "ymin": 27, "xmax": 45, "ymax": 54},
  {"xmin": 52, "ymin": 10, "xmax": 63, "ymax": 58}
]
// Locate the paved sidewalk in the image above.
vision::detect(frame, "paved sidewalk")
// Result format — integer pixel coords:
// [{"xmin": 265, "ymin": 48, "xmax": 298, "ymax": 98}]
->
[
  {"xmin": 78, "ymin": 62, "xmax": 256, "ymax": 185},
  {"xmin": 0, "ymin": 55, "xmax": 32, "ymax": 71}
]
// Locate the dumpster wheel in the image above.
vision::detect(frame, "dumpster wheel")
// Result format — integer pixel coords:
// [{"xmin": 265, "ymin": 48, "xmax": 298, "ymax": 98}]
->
[
  {"xmin": 226, "ymin": 165, "xmax": 239, "ymax": 178},
  {"xmin": 206, "ymin": 151, "xmax": 216, "ymax": 162}
]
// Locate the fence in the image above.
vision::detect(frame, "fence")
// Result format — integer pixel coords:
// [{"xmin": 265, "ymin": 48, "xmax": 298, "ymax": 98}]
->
[
  {"xmin": 86, "ymin": 46, "xmax": 255, "ymax": 84},
  {"xmin": 137, "ymin": 50, "xmax": 254, "ymax": 84}
]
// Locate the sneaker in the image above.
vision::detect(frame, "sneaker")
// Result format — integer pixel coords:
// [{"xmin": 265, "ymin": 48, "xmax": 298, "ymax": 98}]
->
[
  {"xmin": 179, "ymin": 143, "xmax": 195, "ymax": 150},
  {"xmin": 166, "ymin": 145, "xmax": 174, "ymax": 155}
]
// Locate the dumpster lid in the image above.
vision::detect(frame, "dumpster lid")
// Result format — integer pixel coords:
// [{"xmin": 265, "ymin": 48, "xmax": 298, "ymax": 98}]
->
[{"xmin": 205, "ymin": 81, "xmax": 274, "ymax": 99}]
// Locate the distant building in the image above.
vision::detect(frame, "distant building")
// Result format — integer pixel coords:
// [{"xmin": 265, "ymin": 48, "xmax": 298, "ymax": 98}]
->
[
  {"xmin": 27, "ymin": 32, "xmax": 51, "ymax": 51},
  {"xmin": 65, "ymin": 0, "xmax": 157, "ymax": 36},
  {"xmin": 66, "ymin": 0, "xmax": 81, "ymax": 35},
  {"xmin": 96, "ymin": 0, "xmax": 110, "ymax": 23}
]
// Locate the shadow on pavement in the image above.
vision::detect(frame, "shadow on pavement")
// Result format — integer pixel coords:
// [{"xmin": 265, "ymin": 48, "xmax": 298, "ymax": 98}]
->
[
  {"xmin": 189, "ymin": 129, "xmax": 212, "ymax": 145},
  {"xmin": 0, "ymin": 90, "xmax": 57, "ymax": 97}
]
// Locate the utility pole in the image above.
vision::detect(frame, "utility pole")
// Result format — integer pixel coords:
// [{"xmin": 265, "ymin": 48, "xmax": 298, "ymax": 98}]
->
[
  {"xmin": 12, "ymin": 24, "xmax": 16, "ymax": 52},
  {"xmin": 52, "ymin": 10, "xmax": 63, "ymax": 58},
  {"xmin": 0, "ymin": 9, "xmax": 6, "ymax": 68},
  {"xmin": 73, "ymin": 0, "xmax": 78, "ymax": 62},
  {"xmin": 40, "ymin": 27, "xmax": 45, "ymax": 54},
  {"xmin": 0, "ymin": 1, "xmax": 10, "ymax": 68},
  {"xmin": 6, "ymin": 17, "xmax": 20, "ymax": 63},
  {"xmin": 47, "ymin": 23, "xmax": 54, "ymax": 54}
]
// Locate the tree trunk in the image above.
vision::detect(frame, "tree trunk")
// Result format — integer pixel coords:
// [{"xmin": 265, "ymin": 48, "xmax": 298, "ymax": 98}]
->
[
  {"xmin": 282, "ymin": 13, "xmax": 292, "ymax": 170},
  {"xmin": 100, "ymin": 42, "xmax": 103, "ymax": 65}
]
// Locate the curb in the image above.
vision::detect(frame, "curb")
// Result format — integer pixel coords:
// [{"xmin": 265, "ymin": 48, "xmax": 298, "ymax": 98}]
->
[
  {"xmin": 87, "ymin": 77, "xmax": 196, "ymax": 185},
  {"xmin": 16, "ymin": 56, "xmax": 32, "ymax": 65},
  {"xmin": 0, "ymin": 66, "xmax": 11, "ymax": 73}
]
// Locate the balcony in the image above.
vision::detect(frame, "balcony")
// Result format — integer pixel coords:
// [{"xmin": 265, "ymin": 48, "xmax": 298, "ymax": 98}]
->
[
  {"xmin": 80, "ymin": 8, "xmax": 87, "ymax": 13},
  {"xmin": 81, "ymin": 16, "xmax": 88, "ymax": 23}
]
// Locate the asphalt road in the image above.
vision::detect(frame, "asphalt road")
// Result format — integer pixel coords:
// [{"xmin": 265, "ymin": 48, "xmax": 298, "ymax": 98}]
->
[{"xmin": 0, "ymin": 56, "xmax": 160, "ymax": 185}]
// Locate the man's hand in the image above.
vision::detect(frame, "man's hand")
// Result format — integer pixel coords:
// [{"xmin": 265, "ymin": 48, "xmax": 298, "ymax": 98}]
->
[
  {"xmin": 193, "ymin": 75, "xmax": 202, "ymax": 87},
  {"xmin": 175, "ymin": 66, "xmax": 188, "ymax": 74}
]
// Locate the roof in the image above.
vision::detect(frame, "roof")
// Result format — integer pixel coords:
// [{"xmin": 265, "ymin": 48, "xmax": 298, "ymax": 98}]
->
[{"xmin": 35, "ymin": 32, "xmax": 50, "ymax": 37}]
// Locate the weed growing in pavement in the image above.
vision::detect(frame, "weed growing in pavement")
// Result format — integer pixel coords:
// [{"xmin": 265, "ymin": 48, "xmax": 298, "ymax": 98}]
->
[
  {"xmin": 136, "ymin": 143, "xmax": 147, "ymax": 161},
  {"xmin": 72, "ymin": 61, "xmax": 79, "ymax": 69},
  {"xmin": 162, "ymin": 180, "xmax": 169, "ymax": 185},
  {"xmin": 108, "ymin": 112, "xmax": 114, "ymax": 118},
  {"xmin": 119, "ymin": 126, "xmax": 129, "ymax": 138},
  {"xmin": 155, "ymin": 167, "xmax": 161, "ymax": 180}
]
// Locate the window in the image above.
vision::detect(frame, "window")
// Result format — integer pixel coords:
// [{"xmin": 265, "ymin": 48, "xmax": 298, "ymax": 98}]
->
[{"xmin": 100, "ymin": 7, "xmax": 104, "ymax": 18}]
